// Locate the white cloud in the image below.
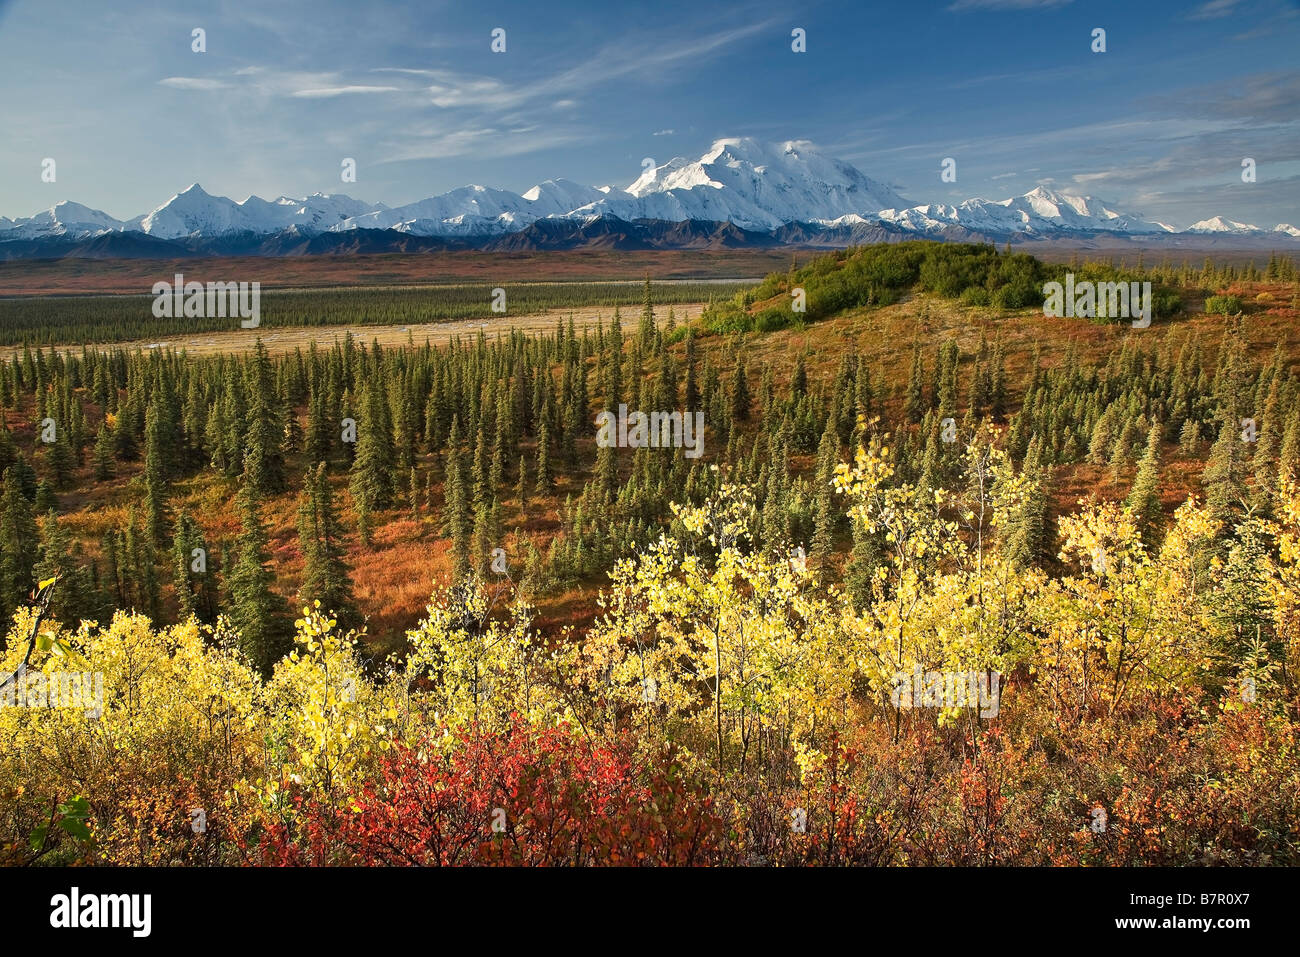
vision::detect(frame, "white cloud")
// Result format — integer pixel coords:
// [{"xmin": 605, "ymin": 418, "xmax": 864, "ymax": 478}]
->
[
  {"xmin": 1189, "ymin": 0, "xmax": 1244, "ymax": 19},
  {"xmin": 158, "ymin": 77, "xmax": 230, "ymax": 91},
  {"xmin": 291, "ymin": 85, "xmax": 400, "ymax": 98}
]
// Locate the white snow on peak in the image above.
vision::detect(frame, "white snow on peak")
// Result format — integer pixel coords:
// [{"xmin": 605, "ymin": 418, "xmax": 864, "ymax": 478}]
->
[
  {"xmin": 519, "ymin": 179, "xmax": 610, "ymax": 216},
  {"xmin": 0, "ymin": 200, "xmax": 127, "ymax": 239},
  {"xmin": 609, "ymin": 137, "xmax": 911, "ymax": 230},
  {"xmin": 877, "ymin": 186, "xmax": 1174, "ymax": 236},
  {"xmin": 136, "ymin": 186, "xmax": 386, "ymax": 239},
  {"xmin": 1188, "ymin": 216, "xmax": 1264, "ymax": 234}
]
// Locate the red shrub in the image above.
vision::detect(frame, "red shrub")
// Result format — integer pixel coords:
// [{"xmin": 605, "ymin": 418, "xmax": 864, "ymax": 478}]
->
[{"xmin": 251, "ymin": 720, "xmax": 722, "ymax": 866}]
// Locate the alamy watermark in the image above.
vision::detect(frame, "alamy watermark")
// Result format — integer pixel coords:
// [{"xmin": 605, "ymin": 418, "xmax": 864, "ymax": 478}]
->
[
  {"xmin": 890, "ymin": 666, "xmax": 1001, "ymax": 718},
  {"xmin": 1043, "ymin": 273, "xmax": 1151, "ymax": 328},
  {"xmin": 151, "ymin": 273, "xmax": 260, "ymax": 328},
  {"xmin": 50, "ymin": 887, "xmax": 151, "ymax": 937},
  {"xmin": 595, "ymin": 404, "xmax": 704, "ymax": 459},
  {"xmin": 1, "ymin": 664, "xmax": 103, "ymax": 719}
]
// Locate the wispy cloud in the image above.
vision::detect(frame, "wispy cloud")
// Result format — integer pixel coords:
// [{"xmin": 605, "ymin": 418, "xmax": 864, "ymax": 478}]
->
[
  {"xmin": 375, "ymin": 126, "xmax": 590, "ymax": 164},
  {"xmin": 363, "ymin": 18, "xmax": 778, "ymax": 163},
  {"xmin": 1189, "ymin": 0, "xmax": 1246, "ymax": 19},
  {"xmin": 291, "ymin": 85, "xmax": 400, "ymax": 98},
  {"xmin": 1143, "ymin": 70, "xmax": 1300, "ymax": 124},
  {"xmin": 158, "ymin": 77, "xmax": 230, "ymax": 91}
]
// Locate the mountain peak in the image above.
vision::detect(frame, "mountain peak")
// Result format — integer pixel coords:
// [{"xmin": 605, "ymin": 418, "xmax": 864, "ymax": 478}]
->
[
  {"xmin": 618, "ymin": 138, "xmax": 911, "ymax": 227},
  {"xmin": 1189, "ymin": 216, "xmax": 1262, "ymax": 234},
  {"xmin": 877, "ymin": 184, "xmax": 1174, "ymax": 236},
  {"xmin": 1023, "ymin": 185, "xmax": 1071, "ymax": 201},
  {"xmin": 702, "ymin": 137, "xmax": 763, "ymax": 162}
]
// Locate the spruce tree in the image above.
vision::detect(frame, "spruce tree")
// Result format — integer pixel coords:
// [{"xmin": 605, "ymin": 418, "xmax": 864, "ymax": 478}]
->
[
  {"xmin": 904, "ymin": 340, "xmax": 926, "ymax": 423},
  {"xmin": 93, "ymin": 422, "xmax": 115, "ymax": 480},
  {"xmin": 990, "ymin": 335, "xmax": 1007, "ymax": 421},
  {"xmin": 730, "ymin": 357, "xmax": 750, "ymax": 422},
  {"xmin": 1004, "ymin": 437, "xmax": 1050, "ymax": 570},
  {"xmin": 1203, "ymin": 415, "xmax": 1245, "ymax": 522},
  {"xmin": 1108, "ymin": 426, "xmax": 1131, "ymax": 484},
  {"xmin": 535, "ymin": 418, "xmax": 554, "ymax": 494},
  {"xmin": 843, "ymin": 515, "xmax": 879, "ymax": 611},
  {"xmin": 171, "ymin": 510, "xmax": 216, "ymax": 624},
  {"xmin": 242, "ymin": 341, "xmax": 287, "ymax": 495},
  {"xmin": 348, "ymin": 384, "xmax": 395, "ymax": 545},
  {"xmin": 113, "ymin": 398, "xmax": 139, "ymax": 460},
  {"xmin": 306, "ymin": 387, "xmax": 329, "ymax": 465},
  {"xmin": 638, "ymin": 275, "xmax": 655, "ymax": 351},
  {"xmin": 227, "ymin": 483, "xmax": 291, "ymax": 675},
  {"xmin": 472, "ymin": 501, "xmax": 493, "ymax": 575},
  {"xmin": 936, "ymin": 340, "xmax": 960, "ymax": 416},
  {"xmin": 34, "ymin": 509, "xmax": 95, "ymax": 626},
  {"xmin": 1278, "ymin": 416, "xmax": 1300, "ymax": 484},
  {"xmin": 282, "ymin": 397, "xmax": 304, "ymax": 455},
  {"xmin": 1089, "ymin": 406, "xmax": 1118, "ymax": 465},
  {"xmin": 1127, "ymin": 425, "xmax": 1164, "ymax": 545},
  {"xmin": 297, "ymin": 462, "xmax": 360, "ymax": 633},
  {"xmin": 683, "ymin": 330, "xmax": 699, "ymax": 412},
  {"xmin": 47, "ymin": 429, "xmax": 75, "ymax": 488},
  {"xmin": 1252, "ymin": 382, "xmax": 1281, "ymax": 501},
  {"xmin": 472, "ymin": 422, "xmax": 490, "ymax": 509},
  {"xmin": 443, "ymin": 417, "xmax": 472, "ymax": 581},
  {"xmin": 0, "ymin": 423, "xmax": 15, "ymax": 477},
  {"xmin": 811, "ymin": 477, "xmax": 836, "ymax": 570},
  {"xmin": 792, "ymin": 352, "xmax": 808, "ymax": 398},
  {"xmin": 143, "ymin": 403, "xmax": 170, "ymax": 544},
  {"xmin": 34, "ymin": 480, "xmax": 56, "ymax": 514},
  {"xmin": 0, "ymin": 466, "xmax": 38, "ymax": 620}
]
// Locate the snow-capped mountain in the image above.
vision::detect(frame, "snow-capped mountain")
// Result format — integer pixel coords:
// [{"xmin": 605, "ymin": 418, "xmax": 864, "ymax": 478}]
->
[
  {"xmin": 1188, "ymin": 216, "xmax": 1265, "ymax": 235},
  {"xmin": 1182, "ymin": 216, "xmax": 1300, "ymax": 239},
  {"xmin": 2, "ymin": 138, "xmax": 1297, "ymax": 253},
  {"xmin": 335, "ymin": 184, "xmax": 546, "ymax": 236},
  {"xmin": 877, "ymin": 186, "xmax": 1175, "ymax": 237},
  {"xmin": 0, "ymin": 200, "xmax": 128, "ymax": 239},
  {"xmin": 521, "ymin": 179, "xmax": 612, "ymax": 217},
  {"xmin": 572, "ymin": 138, "xmax": 912, "ymax": 231},
  {"xmin": 134, "ymin": 185, "xmax": 385, "ymax": 239}
]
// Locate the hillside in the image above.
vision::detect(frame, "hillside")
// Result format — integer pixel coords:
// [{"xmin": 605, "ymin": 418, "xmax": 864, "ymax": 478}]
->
[
  {"xmin": 2, "ymin": 246, "xmax": 1299, "ymax": 641},
  {"xmin": 4, "ymin": 242, "xmax": 1300, "ymax": 868}
]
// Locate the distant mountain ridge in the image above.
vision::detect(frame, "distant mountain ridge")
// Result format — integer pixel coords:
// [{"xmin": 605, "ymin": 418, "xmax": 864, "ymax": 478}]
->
[{"xmin": 2, "ymin": 137, "xmax": 1296, "ymax": 258}]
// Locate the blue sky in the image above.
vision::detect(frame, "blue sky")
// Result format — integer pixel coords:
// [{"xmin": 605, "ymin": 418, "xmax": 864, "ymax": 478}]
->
[{"xmin": 1, "ymin": 0, "xmax": 1297, "ymax": 228}]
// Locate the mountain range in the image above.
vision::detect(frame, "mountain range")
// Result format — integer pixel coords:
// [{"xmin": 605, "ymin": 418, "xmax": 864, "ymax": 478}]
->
[{"xmin": 2, "ymin": 138, "xmax": 1296, "ymax": 259}]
